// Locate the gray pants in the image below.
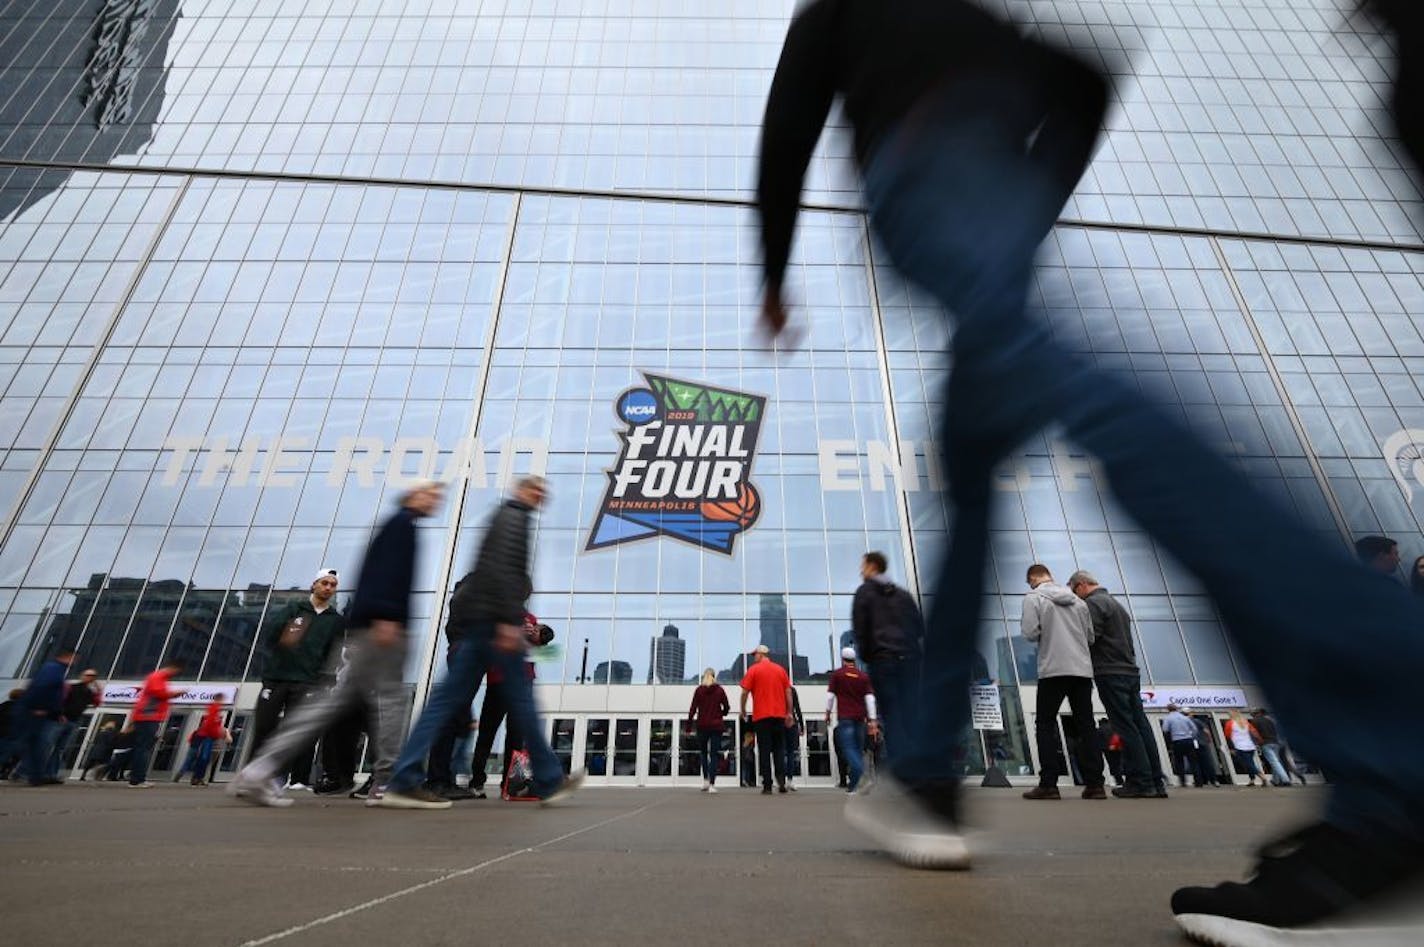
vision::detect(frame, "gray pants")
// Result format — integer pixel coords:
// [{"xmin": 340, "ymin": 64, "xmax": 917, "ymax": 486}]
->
[{"xmin": 243, "ymin": 634, "xmax": 408, "ymax": 787}]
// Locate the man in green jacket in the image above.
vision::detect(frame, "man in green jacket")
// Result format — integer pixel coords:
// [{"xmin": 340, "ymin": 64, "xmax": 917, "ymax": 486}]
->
[{"xmin": 247, "ymin": 568, "xmax": 345, "ymax": 789}]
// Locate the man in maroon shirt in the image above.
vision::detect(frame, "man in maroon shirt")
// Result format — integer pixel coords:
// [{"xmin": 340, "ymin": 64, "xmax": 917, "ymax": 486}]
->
[
  {"xmin": 739, "ymin": 645, "xmax": 794, "ymax": 794},
  {"xmin": 826, "ymin": 647, "xmax": 878, "ymax": 793}
]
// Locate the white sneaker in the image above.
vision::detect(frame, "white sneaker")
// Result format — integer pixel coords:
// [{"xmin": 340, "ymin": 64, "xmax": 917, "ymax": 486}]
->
[
  {"xmin": 540, "ymin": 769, "xmax": 586, "ymax": 807},
  {"xmin": 844, "ymin": 775, "xmax": 969, "ymax": 870},
  {"xmin": 364, "ymin": 785, "xmax": 386, "ymax": 807},
  {"xmin": 708, "ymin": 785, "xmax": 718, "ymax": 794},
  {"xmin": 701, "ymin": 779, "xmax": 709, "ymax": 792},
  {"xmin": 227, "ymin": 772, "xmax": 294, "ymax": 808},
  {"xmin": 287, "ymin": 782, "xmax": 309, "ymax": 792},
  {"xmin": 127, "ymin": 781, "xmax": 154, "ymax": 789}
]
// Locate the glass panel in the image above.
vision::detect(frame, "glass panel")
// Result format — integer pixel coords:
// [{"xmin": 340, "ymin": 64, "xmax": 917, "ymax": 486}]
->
[
  {"xmin": 551, "ymin": 718, "xmax": 575, "ymax": 775},
  {"xmin": 584, "ymin": 718, "xmax": 609, "ymax": 777},
  {"xmin": 649, "ymin": 718, "xmax": 673, "ymax": 776},
  {"xmin": 612, "ymin": 718, "xmax": 639, "ymax": 776}
]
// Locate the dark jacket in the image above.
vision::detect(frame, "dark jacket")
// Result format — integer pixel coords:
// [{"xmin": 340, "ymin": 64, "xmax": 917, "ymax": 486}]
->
[
  {"xmin": 260, "ymin": 597, "xmax": 346, "ymax": 684},
  {"xmin": 0, "ymin": 698, "xmax": 14, "ymax": 738},
  {"xmin": 787, "ymin": 688, "xmax": 805, "ymax": 733},
  {"xmin": 1252, "ymin": 714, "xmax": 1280, "ymax": 744},
  {"xmin": 447, "ymin": 500, "xmax": 534, "ymax": 634},
  {"xmin": 20, "ymin": 658, "xmax": 70, "ymax": 719},
  {"xmin": 851, "ymin": 578, "xmax": 921, "ymax": 662},
  {"xmin": 758, "ymin": 0, "xmax": 1106, "ymax": 292},
  {"xmin": 1083, "ymin": 588, "xmax": 1139, "ymax": 677},
  {"xmin": 347, "ymin": 507, "xmax": 420, "ymax": 629},
  {"xmin": 688, "ymin": 684, "xmax": 730, "ymax": 730},
  {"xmin": 61, "ymin": 680, "xmax": 102, "ymax": 722}
]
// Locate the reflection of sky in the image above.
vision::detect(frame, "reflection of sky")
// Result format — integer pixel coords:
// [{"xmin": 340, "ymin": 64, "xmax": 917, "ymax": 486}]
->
[{"xmin": 5, "ymin": 2, "xmax": 1417, "ymax": 242}]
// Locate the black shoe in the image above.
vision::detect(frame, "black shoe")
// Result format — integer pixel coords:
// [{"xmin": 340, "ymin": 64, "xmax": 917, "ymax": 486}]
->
[
  {"xmin": 1112, "ymin": 785, "xmax": 1154, "ymax": 799},
  {"xmin": 470, "ymin": 786, "xmax": 487, "ymax": 799},
  {"xmin": 1022, "ymin": 785, "xmax": 1061, "ymax": 800},
  {"xmin": 442, "ymin": 785, "xmax": 476, "ymax": 801},
  {"xmin": 314, "ymin": 779, "xmax": 356, "ymax": 797},
  {"xmin": 761, "ymin": 786, "xmax": 773, "ymax": 795},
  {"xmin": 349, "ymin": 777, "xmax": 374, "ymax": 800},
  {"xmin": 1172, "ymin": 822, "xmax": 1424, "ymax": 945},
  {"xmin": 778, "ymin": 785, "xmax": 789, "ymax": 794}
]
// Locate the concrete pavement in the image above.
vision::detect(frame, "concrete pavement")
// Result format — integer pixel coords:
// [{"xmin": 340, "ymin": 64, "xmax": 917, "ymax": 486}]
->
[{"xmin": 0, "ymin": 779, "xmax": 1322, "ymax": 946}]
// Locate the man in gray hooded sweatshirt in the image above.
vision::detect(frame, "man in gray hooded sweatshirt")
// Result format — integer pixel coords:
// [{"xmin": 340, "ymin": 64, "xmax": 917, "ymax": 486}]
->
[{"xmin": 1020, "ymin": 564, "xmax": 1105, "ymax": 800}]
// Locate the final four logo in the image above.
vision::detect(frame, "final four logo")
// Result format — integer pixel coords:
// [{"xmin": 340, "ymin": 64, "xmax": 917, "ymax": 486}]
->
[{"xmin": 586, "ymin": 374, "xmax": 766, "ymax": 555}]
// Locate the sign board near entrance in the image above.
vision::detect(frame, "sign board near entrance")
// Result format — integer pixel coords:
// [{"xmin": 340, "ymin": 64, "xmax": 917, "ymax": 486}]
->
[
  {"xmin": 970, "ymin": 684, "xmax": 1003, "ymax": 730},
  {"xmin": 102, "ymin": 682, "xmax": 239, "ymax": 706},
  {"xmin": 1139, "ymin": 687, "xmax": 1247, "ymax": 710}
]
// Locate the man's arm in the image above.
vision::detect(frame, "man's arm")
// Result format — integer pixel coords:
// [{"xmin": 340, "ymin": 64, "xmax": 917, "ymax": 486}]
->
[
  {"xmin": 1077, "ymin": 601, "xmax": 1096, "ymax": 646},
  {"xmin": 1020, "ymin": 596, "xmax": 1042, "ymax": 642},
  {"xmin": 487, "ymin": 506, "xmax": 533, "ymax": 626},
  {"xmin": 756, "ymin": 3, "xmax": 838, "ymax": 324}
]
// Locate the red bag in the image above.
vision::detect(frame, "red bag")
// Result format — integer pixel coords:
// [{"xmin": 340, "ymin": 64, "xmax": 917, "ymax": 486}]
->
[{"xmin": 502, "ymin": 749, "xmax": 538, "ymax": 802}]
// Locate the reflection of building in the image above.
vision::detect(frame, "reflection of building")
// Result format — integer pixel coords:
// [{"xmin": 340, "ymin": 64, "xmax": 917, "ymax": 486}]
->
[
  {"xmin": 0, "ymin": 0, "xmax": 182, "ymax": 222},
  {"xmin": 648, "ymin": 624, "xmax": 686, "ymax": 684},
  {"xmin": 757, "ymin": 594, "xmax": 809, "ymax": 680},
  {"xmin": 20, "ymin": 573, "xmax": 293, "ymax": 681},
  {"xmin": 594, "ymin": 660, "xmax": 633, "ymax": 684}
]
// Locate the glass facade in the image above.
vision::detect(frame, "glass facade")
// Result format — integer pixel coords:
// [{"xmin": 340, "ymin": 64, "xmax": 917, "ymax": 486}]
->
[{"xmin": 2, "ymin": 1, "xmax": 1421, "ymax": 781}]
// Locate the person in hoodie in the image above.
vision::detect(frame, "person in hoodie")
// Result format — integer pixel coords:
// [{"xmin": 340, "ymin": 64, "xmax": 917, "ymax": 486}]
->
[
  {"xmin": 1020, "ymin": 565, "xmax": 1105, "ymax": 801},
  {"xmin": 248, "ymin": 568, "xmax": 345, "ymax": 791},
  {"xmin": 15, "ymin": 649, "xmax": 76, "ymax": 786},
  {"xmin": 229, "ymin": 481, "xmax": 444, "ymax": 807},
  {"xmin": 850, "ymin": 551, "xmax": 922, "ymax": 762}
]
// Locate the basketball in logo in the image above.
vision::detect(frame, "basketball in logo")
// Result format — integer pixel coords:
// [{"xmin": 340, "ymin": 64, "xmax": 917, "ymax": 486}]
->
[{"xmin": 700, "ymin": 483, "xmax": 760, "ymax": 529}]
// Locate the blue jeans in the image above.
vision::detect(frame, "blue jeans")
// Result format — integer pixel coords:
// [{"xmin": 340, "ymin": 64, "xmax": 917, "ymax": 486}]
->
[
  {"xmin": 129, "ymin": 721, "xmax": 161, "ymax": 784},
  {"xmin": 1260, "ymin": 742, "xmax": 1290, "ymax": 786},
  {"xmin": 1095, "ymin": 674, "xmax": 1165, "ymax": 792},
  {"xmin": 17, "ymin": 714, "xmax": 60, "ymax": 783},
  {"xmin": 390, "ymin": 630, "xmax": 561, "ymax": 798},
  {"xmin": 181, "ymin": 737, "xmax": 215, "ymax": 781},
  {"xmin": 45, "ymin": 720, "xmax": 77, "ymax": 780},
  {"xmin": 697, "ymin": 728, "xmax": 722, "ymax": 783},
  {"xmin": 867, "ymin": 656, "xmax": 918, "ymax": 764},
  {"xmin": 835, "ymin": 720, "xmax": 868, "ymax": 791},
  {"xmin": 864, "ymin": 75, "xmax": 1424, "ymax": 843}
]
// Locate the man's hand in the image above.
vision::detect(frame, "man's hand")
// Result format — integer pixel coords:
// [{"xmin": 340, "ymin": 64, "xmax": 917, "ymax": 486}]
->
[
  {"xmin": 759, "ymin": 291, "xmax": 804, "ymax": 349},
  {"xmin": 783, "ymin": 713, "xmax": 796, "ymax": 727},
  {"xmin": 824, "ymin": 713, "xmax": 831, "ymax": 724},
  {"xmin": 370, "ymin": 620, "xmax": 402, "ymax": 648},
  {"xmin": 494, "ymin": 623, "xmax": 526, "ymax": 654},
  {"xmin": 868, "ymin": 721, "xmax": 880, "ymax": 737}
]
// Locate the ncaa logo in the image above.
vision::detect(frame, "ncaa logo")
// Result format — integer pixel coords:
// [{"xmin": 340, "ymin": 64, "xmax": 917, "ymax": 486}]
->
[{"xmin": 618, "ymin": 388, "xmax": 660, "ymax": 425}]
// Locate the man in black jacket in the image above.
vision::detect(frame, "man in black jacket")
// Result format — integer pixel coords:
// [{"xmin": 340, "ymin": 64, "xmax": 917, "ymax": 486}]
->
[
  {"xmin": 1069, "ymin": 570, "xmax": 1165, "ymax": 799},
  {"xmin": 382, "ymin": 476, "xmax": 583, "ymax": 809},
  {"xmin": 850, "ymin": 551, "xmax": 921, "ymax": 763},
  {"xmin": 46, "ymin": 667, "xmax": 102, "ymax": 780},
  {"xmin": 230, "ymin": 482, "xmax": 443, "ymax": 808},
  {"xmin": 247, "ymin": 568, "xmax": 346, "ymax": 790}
]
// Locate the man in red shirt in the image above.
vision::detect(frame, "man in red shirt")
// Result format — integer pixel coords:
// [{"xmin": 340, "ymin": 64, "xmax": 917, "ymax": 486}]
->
[
  {"xmin": 738, "ymin": 645, "xmax": 794, "ymax": 794},
  {"xmin": 827, "ymin": 647, "xmax": 879, "ymax": 793},
  {"xmin": 128, "ymin": 658, "xmax": 185, "ymax": 788}
]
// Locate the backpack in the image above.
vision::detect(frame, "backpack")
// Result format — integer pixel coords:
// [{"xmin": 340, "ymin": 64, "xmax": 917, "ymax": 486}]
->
[{"xmin": 889, "ymin": 585, "xmax": 925, "ymax": 654}]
